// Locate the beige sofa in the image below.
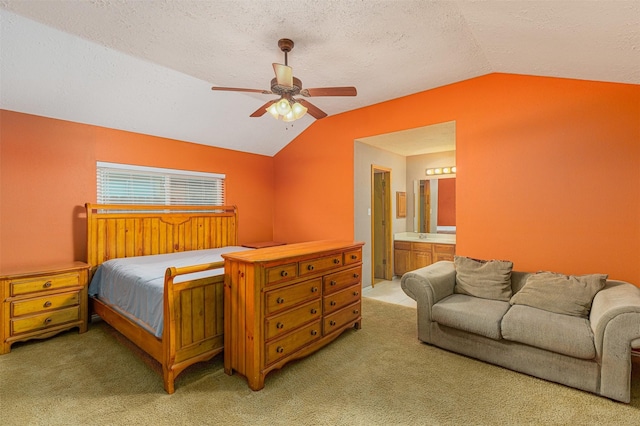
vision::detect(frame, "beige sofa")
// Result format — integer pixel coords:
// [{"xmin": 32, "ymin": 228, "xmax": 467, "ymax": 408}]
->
[{"xmin": 401, "ymin": 260, "xmax": 640, "ymax": 403}]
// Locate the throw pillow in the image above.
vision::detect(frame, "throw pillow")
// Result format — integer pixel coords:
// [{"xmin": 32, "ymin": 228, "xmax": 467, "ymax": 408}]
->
[
  {"xmin": 509, "ymin": 271, "xmax": 607, "ymax": 318},
  {"xmin": 454, "ymin": 256, "xmax": 514, "ymax": 301}
]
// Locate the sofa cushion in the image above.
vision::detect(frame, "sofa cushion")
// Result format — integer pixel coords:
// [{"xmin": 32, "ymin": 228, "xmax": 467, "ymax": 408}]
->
[
  {"xmin": 432, "ymin": 294, "xmax": 511, "ymax": 340},
  {"xmin": 509, "ymin": 272, "xmax": 607, "ymax": 318},
  {"xmin": 501, "ymin": 304, "xmax": 596, "ymax": 360},
  {"xmin": 454, "ymin": 256, "xmax": 513, "ymax": 301}
]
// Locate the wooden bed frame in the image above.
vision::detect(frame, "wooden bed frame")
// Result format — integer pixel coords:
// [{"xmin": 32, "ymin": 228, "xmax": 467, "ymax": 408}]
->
[{"xmin": 85, "ymin": 203, "xmax": 238, "ymax": 393}]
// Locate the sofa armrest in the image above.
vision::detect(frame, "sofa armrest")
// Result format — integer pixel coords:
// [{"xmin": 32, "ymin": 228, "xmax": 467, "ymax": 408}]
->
[
  {"xmin": 400, "ymin": 261, "xmax": 456, "ymax": 343},
  {"xmin": 589, "ymin": 280, "xmax": 640, "ymax": 403}
]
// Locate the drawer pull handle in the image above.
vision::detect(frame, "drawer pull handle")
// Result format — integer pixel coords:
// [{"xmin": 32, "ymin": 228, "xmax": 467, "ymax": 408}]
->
[
  {"xmin": 43, "ymin": 301, "xmax": 52, "ymax": 308},
  {"xmin": 351, "ymin": 254, "xmax": 358, "ymax": 259},
  {"xmin": 353, "ymin": 291, "xmax": 359, "ymax": 296},
  {"xmin": 310, "ymin": 308, "xmax": 317, "ymax": 314},
  {"xmin": 311, "ymin": 287, "xmax": 318, "ymax": 293},
  {"xmin": 276, "ymin": 322, "xmax": 284, "ymax": 329},
  {"xmin": 43, "ymin": 281, "xmax": 52, "ymax": 289},
  {"xmin": 280, "ymin": 270, "xmax": 288, "ymax": 277},
  {"xmin": 311, "ymin": 330, "xmax": 318, "ymax": 336},
  {"xmin": 333, "ymin": 258, "xmax": 340, "ymax": 264},
  {"xmin": 353, "ymin": 273, "xmax": 360, "ymax": 278},
  {"xmin": 329, "ymin": 320, "xmax": 336, "ymax": 326},
  {"xmin": 44, "ymin": 317, "xmax": 52, "ymax": 325},
  {"xmin": 353, "ymin": 309, "xmax": 360, "ymax": 315},
  {"xmin": 276, "ymin": 297, "xmax": 285, "ymax": 304},
  {"xmin": 276, "ymin": 346, "xmax": 284, "ymax": 353},
  {"xmin": 307, "ymin": 265, "xmax": 315, "ymax": 271},
  {"xmin": 330, "ymin": 280, "xmax": 337, "ymax": 286},
  {"xmin": 330, "ymin": 301, "xmax": 336, "ymax": 306}
]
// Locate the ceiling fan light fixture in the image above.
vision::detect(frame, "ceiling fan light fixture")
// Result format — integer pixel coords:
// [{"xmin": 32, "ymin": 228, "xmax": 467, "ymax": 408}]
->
[
  {"xmin": 276, "ymin": 98, "xmax": 292, "ymax": 116},
  {"xmin": 291, "ymin": 102, "xmax": 308, "ymax": 119},
  {"xmin": 282, "ymin": 110, "xmax": 296, "ymax": 122},
  {"xmin": 267, "ymin": 103, "xmax": 280, "ymax": 119}
]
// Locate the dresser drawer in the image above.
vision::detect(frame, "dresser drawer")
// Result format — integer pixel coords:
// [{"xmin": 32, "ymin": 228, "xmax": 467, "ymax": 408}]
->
[
  {"xmin": 344, "ymin": 249, "xmax": 362, "ymax": 265},
  {"xmin": 323, "ymin": 301, "xmax": 361, "ymax": 335},
  {"xmin": 11, "ymin": 306, "xmax": 80, "ymax": 335},
  {"xmin": 265, "ymin": 299, "xmax": 322, "ymax": 340},
  {"xmin": 10, "ymin": 272, "xmax": 81, "ymax": 296},
  {"xmin": 12, "ymin": 292, "xmax": 79, "ymax": 317},
  {"xmin": 299, "ymin": 254, "xmax": 343, "ymax": 277},
  {"xmin": 265, "ymin": 279, "xmax": 321, "ymax": 315},
  {"xmin": 323, "ymin": 284, "xmax": 361, "ymax": 315},
  {"xmin": 323, "ymin": 266, "xmax": 361, "ymax": 294},
  {"xmin": 265, "ymin": 263, "xmax": 297, "ymax": 285},
  {"xmin": 265, "ymin": 320, "xmax": 321, "ymax": 365}
]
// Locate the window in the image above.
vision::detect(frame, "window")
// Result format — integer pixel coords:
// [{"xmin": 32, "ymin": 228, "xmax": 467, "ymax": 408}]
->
[{"xmin": 96, "ymin": 162, "xmax": 225, "ymax": 206}]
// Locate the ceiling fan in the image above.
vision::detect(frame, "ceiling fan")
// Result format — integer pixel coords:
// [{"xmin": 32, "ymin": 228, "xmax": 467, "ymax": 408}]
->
[{"xmin": 211, "ymin": 38, "xmax": 357, "ymax": 121}]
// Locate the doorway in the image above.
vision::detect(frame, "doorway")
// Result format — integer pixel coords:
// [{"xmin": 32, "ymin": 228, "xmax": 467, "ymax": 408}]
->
[{"xmin": 371, "ymin": 165, "xmax": 393, "ymax": 285}]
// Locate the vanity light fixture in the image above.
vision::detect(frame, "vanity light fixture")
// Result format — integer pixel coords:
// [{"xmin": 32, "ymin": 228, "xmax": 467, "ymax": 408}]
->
[{"xmin": 426, "ymin": 166, "xmax": 456, "ymax": 176}]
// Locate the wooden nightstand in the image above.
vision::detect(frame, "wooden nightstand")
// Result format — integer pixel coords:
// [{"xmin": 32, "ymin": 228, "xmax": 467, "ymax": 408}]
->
[{"xmin": 0, "ymin": 262, "xmax": 89, "ymax": 354}]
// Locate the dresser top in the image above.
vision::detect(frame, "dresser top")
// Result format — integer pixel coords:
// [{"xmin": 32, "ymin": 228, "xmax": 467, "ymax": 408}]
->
[{"xmin": 222, "ymin": 240, "xmax": 363, "ymax": 263}]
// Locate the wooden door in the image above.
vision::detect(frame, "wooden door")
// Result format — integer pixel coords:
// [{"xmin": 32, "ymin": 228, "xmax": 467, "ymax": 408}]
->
[{"xmin": 371, "ymin": 166, "xmax": 392, "ymax": 284}]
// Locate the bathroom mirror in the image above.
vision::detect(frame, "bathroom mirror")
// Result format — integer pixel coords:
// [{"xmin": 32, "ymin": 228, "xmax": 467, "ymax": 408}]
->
[{"xmin": 414, "ymin": 177, "xmax": 456, "ymax": 234}]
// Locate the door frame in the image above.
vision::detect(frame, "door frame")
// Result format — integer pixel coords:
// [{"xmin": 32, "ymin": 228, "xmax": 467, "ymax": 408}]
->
[{"xmin": 371, "ymin": 165, "xmax": 393, "ymax": 285}]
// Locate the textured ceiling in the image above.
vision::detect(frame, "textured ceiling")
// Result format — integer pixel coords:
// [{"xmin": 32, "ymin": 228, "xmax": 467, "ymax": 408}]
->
[{"xmin": 1, "ymin": 1, "xmax": 638, "ymax": 156}]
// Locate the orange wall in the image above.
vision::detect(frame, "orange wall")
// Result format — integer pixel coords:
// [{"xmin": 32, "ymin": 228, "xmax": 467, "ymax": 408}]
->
[
  {"xmin": 437, "ymin": 178, "xmax": 456, "ymax": 227},
  {"xmin": 0, "ymin": 110, "xmax": 274, "ymax": 272},
  {"xmin": 274, "ymin": 73, "xmax": 640, "ymax": 284}
]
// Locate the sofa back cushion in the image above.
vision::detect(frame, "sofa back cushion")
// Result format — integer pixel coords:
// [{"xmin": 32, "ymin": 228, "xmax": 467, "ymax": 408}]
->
[
  {"xmin": 509, "ymin": 272, "xmax": 607, "ymax": 318},
  {"xmin": 454, "ymin": 256, "xmax": 514, "ymax": 301}
]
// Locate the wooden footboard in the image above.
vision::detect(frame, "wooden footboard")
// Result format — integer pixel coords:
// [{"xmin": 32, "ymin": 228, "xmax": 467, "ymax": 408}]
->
[{"xmin": 163, "ymin": 261, "xmax": 225, "ymax": 393}]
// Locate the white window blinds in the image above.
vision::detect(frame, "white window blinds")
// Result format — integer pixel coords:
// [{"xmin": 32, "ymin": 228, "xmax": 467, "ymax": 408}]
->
[{"xmin": 96, "ymin": 162, "xmax": 225, "ymax": 206}]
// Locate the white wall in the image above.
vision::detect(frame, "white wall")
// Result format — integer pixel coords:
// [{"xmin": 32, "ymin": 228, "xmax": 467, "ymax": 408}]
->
[{"xmin": 354, "ymin": 142, "xmax": 406, "ymax": 288}]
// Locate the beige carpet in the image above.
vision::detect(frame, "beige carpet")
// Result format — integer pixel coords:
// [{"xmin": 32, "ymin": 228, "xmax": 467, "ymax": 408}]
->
[{"xmin": 1, "ymin": 298, "xmax": 639, "ymax": 425}]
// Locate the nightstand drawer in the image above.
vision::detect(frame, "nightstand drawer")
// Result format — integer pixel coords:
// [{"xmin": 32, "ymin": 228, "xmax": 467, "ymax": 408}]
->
[
  {"xmin": 10, "ymin": 272, "xmax": 81, "ymax": 296},
  {"xmin": 12, "ymin": 292, "xmax": 79, "ymax": 316},
  {"xmin": 11, "ymin": 306, "xmax": 80, "ymax": 335}
]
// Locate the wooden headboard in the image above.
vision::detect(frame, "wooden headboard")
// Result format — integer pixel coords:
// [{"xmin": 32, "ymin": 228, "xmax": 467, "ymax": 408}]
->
[{"xmin": 85, "ymin": 203, "xmax": 238, "ymax": 270}]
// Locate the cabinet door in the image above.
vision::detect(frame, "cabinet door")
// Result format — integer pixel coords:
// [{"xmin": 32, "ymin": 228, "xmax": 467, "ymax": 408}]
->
[
  {"xmin": 412, "ymin": 250, "xmax": 433, "ymax": 270},
  {"xmin": 394, "ymin": 249, "xmax": 411, "ymax": 276}
]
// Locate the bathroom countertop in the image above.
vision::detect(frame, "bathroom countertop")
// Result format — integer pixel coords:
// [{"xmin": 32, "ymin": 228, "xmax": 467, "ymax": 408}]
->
[{"xmin": 394, "ymin": 232, "xmax": 456, "ymax": 244}]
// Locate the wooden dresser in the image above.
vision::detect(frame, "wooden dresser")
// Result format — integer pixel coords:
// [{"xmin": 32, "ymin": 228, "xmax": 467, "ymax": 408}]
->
[
  {"xmin": 222, "ymin": 240, "xmax": 364, "ymax": 390},
  {"xmin": 1, "ymin": 262, "xmax": 89, "ymax": 354}
]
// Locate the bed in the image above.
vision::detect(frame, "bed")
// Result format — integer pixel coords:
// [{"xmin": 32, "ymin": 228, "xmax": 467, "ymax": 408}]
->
[{"xmin": 85, "ymin": 203, "xmax": 244, "ymax": 393}]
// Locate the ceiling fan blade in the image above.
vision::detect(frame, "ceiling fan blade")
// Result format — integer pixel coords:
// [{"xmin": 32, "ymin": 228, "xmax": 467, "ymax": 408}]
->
[
  {"xmin": 273, "ymin": 63, "xmax": 293, "ymax": 88},
  {"xmin": 297, "ymin": 99, "xmax": 327, "ymax": 119},
  {"xmin": 250, "ymin": 99, "xmax": 277, "ymax": 117},
  {"xmin": 211, "ymin": 86, "xmax": 272, "ymax": 94},
  {"xmin": 300, "ymin": 87, "xmax": 357, "ymax": 97}
]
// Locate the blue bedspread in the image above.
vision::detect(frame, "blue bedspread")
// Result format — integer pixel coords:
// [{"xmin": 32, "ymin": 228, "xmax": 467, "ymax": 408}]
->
[{"xmin": 89, "ymin": 246, "xmax": 248, "ymax": 338}]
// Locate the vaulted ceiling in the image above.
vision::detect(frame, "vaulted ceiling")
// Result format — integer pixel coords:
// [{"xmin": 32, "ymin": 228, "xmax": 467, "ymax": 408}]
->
[{"xmin": 1, "ymin": 1, "xmax": 638, "ymax": 156}]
